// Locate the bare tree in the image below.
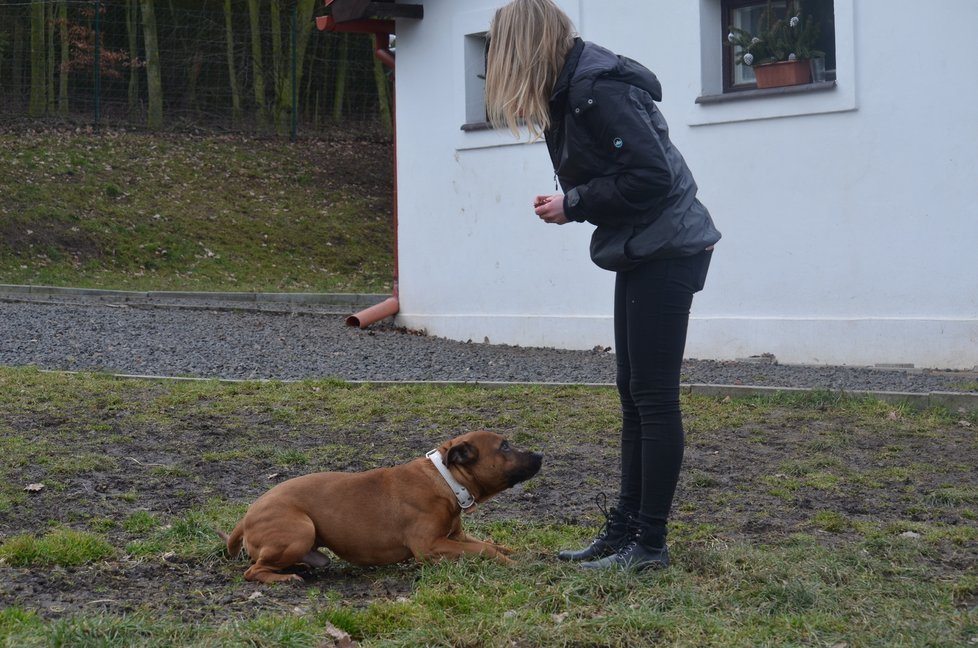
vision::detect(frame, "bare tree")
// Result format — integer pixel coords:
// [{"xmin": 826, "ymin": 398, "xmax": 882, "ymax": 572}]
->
[
  {"xmin": 247, "ymin": 0, "xmax": 268, "ymax": 123},
  {"xmin": 223, "ymin": 0, "xmax": 242, "ymax": 121},
  {"xmin": 140, "ymin": 0, "xmax": 162, "ymax": 128},
  {"xmin": 57, "ymin": 0, "xmax": 68, "ymax": 114},
  {"xmin": 28, "ymin": 0, "xmax": 46, "ymax": 116}
]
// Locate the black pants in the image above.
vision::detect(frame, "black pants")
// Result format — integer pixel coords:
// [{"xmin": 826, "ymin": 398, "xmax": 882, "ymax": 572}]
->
[{"xmin": 614, "ymin": 249, "xmax": 712, "ymax": 543}]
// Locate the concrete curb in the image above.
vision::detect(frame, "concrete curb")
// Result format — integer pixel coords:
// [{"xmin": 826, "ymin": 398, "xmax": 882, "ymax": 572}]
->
[{"xmin": 0, "ymin": 284, "xmax": 387, "ymax": 307}]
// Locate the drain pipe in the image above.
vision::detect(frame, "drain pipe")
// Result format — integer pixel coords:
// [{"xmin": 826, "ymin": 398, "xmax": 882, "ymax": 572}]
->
[
  {"xmin": 346, "ymin": 30, "xmax": 399, "ymax": 328},
  {"xmin": 317, "ymin": 16, "xmax": 400, "ymax": 329}
]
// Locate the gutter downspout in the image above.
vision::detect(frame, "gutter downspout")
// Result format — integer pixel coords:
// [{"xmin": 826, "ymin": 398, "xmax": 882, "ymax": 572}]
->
[
  {"xmin": 316, "ymin": 16, "xmax": 399, "ymax": 329},
  {"xmin": 346, "ymin": 30, "xmax": 399, "ymax": 328}
]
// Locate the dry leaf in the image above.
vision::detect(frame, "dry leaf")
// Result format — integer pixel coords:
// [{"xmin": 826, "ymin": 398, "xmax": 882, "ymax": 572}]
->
[
  {"xmin": 322, "ymin": 621, "xmax": 357, "ymax": 647},
  {"xmin": 24, "ymin": 483, "xmax": 45, "ymax": 493}
]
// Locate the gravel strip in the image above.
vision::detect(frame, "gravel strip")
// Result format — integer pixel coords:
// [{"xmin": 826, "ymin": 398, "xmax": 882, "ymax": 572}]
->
[{"xmin": 1, "ymin": 294, "xmax": 976, "ymax": 395}]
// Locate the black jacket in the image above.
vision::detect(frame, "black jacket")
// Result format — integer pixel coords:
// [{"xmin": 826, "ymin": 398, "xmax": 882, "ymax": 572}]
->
[{"xmin": 546, "ymin": 39, "xmax": 721, "ymax": 269}]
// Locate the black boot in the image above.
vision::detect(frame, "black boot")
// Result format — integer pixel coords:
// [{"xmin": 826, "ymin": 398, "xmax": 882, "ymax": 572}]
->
[
  {"xmin": 558, "ymin": 497, "xmax": 636, "ymax": 562},
  {"xmin": 579, "ymin": 528, "xmax": 669, "ymax": 571}
]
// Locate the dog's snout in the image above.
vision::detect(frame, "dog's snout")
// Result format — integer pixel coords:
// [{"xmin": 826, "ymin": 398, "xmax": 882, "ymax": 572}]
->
[{"xmin": 508, "ymin": 449, "xmax": 543, "ymax": 486}]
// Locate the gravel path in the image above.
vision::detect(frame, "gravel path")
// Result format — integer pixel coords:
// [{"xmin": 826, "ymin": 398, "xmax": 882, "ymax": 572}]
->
[{"xmin": 1, "ymin": 292, "xmax": 976, "ymax": 395}]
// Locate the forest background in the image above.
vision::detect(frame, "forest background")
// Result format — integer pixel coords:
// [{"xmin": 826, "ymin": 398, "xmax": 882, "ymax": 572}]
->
[{"xmin": 0, "ymin": 0, "xmax": 392, "ymax": 137}]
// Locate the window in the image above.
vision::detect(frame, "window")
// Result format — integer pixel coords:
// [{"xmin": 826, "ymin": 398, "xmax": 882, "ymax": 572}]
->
[
  {"xmin": 461, "ymin": 31, "xmax": 489, "ymax": 130},
  {"xmin": 691, "ymin": 0, "xmax": 854, "ymax": 126},
  {"xmin": 454, "ymin": 3, "xmax": 578, "ymax": 149},
  {"xmin": 722, "ymin": 0, "xmax": 836, "ymax": 93}
]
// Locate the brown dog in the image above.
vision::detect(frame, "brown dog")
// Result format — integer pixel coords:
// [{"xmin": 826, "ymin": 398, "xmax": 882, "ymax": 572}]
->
[{"xmin": 221, "ymin": 430, "xmax": 543, "ymax": 583}]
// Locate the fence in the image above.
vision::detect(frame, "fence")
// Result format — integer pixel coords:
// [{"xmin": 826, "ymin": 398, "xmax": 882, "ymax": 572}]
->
[{"xmin": 0, "ymin": 0, "xmax": 392, "ymax": 138}]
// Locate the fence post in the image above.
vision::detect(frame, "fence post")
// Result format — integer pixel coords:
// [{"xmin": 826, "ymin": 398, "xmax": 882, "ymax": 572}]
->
[
  {"xmin": 94, "ymin": 0, "xmax": 102, "ymax": 130},
  {"xmin": 290, "ymin": 3, "xmax": 297, "ymax": 142}
]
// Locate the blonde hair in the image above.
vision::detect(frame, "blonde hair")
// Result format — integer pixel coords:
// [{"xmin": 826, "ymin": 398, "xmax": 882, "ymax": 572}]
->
[{"xmin": 485, "ymin": 0, "xmax": 577, "ymax": 140}]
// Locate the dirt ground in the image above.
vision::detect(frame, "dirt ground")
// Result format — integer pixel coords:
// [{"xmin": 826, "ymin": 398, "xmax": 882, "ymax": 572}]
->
[{"xmin": 2, "ymin": 389, "xmax": 976, "ymax": 625}]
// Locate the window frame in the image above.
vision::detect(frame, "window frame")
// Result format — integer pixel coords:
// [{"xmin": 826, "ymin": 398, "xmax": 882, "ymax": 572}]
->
[
  {"xmin": 454, "ymin": 3, "xmax": 579, "ymax": 150},
  {"xmin": 720, "ymin": 0, "xmax": 835, "ymax": 94},
  {"xmin": 723, "ymin": 0, "xmax": 783, "ymax": 92},
  {"xmin": 691, "ymin": 0, "xmax": 855, "ymax": 126},
  {"xmin": 460, "ymin": 31, "xmax": 490, "ymax": 131}
]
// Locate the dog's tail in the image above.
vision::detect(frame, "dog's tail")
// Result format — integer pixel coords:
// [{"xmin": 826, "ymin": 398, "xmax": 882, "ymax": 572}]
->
[{"xmin": 217, "ymin": 523, "xmax": 244, "ymax": 558}]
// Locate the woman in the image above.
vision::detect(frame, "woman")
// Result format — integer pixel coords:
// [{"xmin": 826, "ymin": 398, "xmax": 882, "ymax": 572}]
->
[{"xmin": 485, "ymin": 0, "xmax": 721, "ymax": 571}]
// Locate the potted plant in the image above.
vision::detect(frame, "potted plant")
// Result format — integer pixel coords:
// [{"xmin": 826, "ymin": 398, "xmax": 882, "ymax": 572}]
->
[{"xmin": 726, "ymin": 0, "xmax": 823, "ymax": 89}]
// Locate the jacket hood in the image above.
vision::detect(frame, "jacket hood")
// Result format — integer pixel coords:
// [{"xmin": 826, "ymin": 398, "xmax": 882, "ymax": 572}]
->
[{"xmin": 568, "ymin": 41, "xmax": 663, "ymax": 103}]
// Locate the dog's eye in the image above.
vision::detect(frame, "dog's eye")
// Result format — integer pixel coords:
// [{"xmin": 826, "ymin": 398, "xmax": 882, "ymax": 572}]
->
[{"xmin": 500, "ymin": 441, "xmax": 510, "ymax": 452}]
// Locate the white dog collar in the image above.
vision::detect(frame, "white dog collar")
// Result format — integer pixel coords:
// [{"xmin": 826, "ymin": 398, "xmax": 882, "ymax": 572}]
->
[{"xmin": 426, "ymin": 448, "xmax": 476, "ymax": 509}]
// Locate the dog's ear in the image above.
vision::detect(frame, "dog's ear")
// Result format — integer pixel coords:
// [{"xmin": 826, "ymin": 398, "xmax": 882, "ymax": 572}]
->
[{"xmin": 447, "ymin": 441, "xmax": 479, "ymax": 466}]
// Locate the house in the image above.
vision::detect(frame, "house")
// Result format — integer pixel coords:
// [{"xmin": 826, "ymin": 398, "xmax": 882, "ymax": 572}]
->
[{"xmin": 326, "ymin": 0, "xmax": 978, "ymax": 370}]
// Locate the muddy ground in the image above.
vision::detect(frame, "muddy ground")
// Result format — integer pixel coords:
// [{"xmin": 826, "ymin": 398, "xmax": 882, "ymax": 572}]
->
[{"xmin": 1, "ymin": 381, "xmax": 976, "ymax": 626}]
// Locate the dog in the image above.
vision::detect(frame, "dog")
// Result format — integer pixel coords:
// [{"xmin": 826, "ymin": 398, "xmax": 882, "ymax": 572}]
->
[{"xmin": 220, "ymin": 430, "xmax": 543, "ymax": 583}]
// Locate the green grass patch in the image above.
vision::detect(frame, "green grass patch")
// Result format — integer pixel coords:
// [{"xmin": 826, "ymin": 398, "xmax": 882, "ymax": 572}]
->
[
  {"xmin": 0, "ymin": 132, "xmax": 393, "ymax": 293},
  {"xmin": 925, "ymin": 486, "xmax": 978, "ymax": 507},
  {"xmin": 810, "ymin": 510, "xmax": 851, "ymax": 533},
  {"xmin": 122, "ymin": 511, "xmax": 159, "ymax": 534},
  {"xmin": 0, "ymin": 528, "xmax": 114, "ymax": 567},
  {"xmin": 127, "ymin": 503, "xmax": 241, "ymax": 560}
]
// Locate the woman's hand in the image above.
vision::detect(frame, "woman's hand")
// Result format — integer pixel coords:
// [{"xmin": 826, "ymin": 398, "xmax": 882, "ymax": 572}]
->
[{"xmin": 533, "ymin": 194, "xmax": 569, "ymax": 225}]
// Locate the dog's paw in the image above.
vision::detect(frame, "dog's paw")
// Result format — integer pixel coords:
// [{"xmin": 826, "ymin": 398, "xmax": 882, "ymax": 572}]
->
[
  {"xmin": 495, "ymin": 553, "xmax": 516, "ymax": 566},
  {"xmin": 479, "ymin": 540, "xmax": 514, "ymax": 555},
  {"xmin": 494, "ymin": 544, "xmax": 515, "ymax": 556},
  {"xmin": 265, "ymin": 572, "xmax": 306, "ymax": 585},
  {"xmin": 245, "ymin": 568, "xmax": 307, "ymax": 584}
]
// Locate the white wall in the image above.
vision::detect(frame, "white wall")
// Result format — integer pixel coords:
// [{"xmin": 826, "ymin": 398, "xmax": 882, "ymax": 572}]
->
[{"xmin": 394, "ymin": 0, "xmax": 978, "ymax": 369}]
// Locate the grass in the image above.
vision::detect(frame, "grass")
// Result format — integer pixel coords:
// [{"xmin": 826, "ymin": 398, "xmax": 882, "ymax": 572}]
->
[
  {"xmin": 1, "ymin": 536, "xmax": 974, "ymax": 646},
  {"xmin": 0, "ymin": 131, "xmax": 393, "ymax": 293},
  {"xmin": 0, "ymin": 528, "xmax": 114, "ymax": 567},
  {"xmin": 0, "ymin": 368, "xmax": 975, "ymax": 646}
]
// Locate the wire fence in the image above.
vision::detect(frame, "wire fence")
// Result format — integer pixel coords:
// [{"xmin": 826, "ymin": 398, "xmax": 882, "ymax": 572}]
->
[{"xmin": 0, "ymin": 0, "xmax": 393, "ymax": 139}]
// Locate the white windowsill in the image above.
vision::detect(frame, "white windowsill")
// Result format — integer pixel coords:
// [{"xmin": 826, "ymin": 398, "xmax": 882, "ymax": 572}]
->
[{"xmin": 696, "ymin": 80, "xmax": 836, "ymax": 104}]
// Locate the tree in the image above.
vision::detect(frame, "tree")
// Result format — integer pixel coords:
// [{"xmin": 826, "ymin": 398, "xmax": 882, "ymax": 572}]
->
[
  {"xmin": 0, "ymin": 27, "xmax": 8, "ymax": 96},
  {"xmin": 57, "ymin": 0, "xmax": 69, "ymax": 114},
  {"xmin": 12, "ymin": 15, "xmax": 26, "ymax": 106},
  {"xmin": 372, "ymin": 49, "xmax": 391, "ymax": 133},
  {"xmin": 270, "ymin": 0, "xmax": 314, "ymax": 134},
  {"xmin": 140, "ymin": 0, "xmax": 163, "ymax": 128},
  {"xmin": 28, "ymin": 0, "xmax": 46, "ymax": 116},
  {"xmin": 223, "ymin": 0, "xmax": 242, "ymax": 121},
  {"xmin": 126, "ymin": 0, "xmax": 140, "ymax": 114},
  {"xmin": 246, "ymin": 0, "xmax": 268, "ymax": 123},
  {"xmin": 331, "ymin": 33, "xmax": 347, "ymax": 122},
  {"xmin": 269, "ymin": 0, "xmax": 282, "ymax": 92},
  {"xmin": 45, "ymin": 1, "xmax": 55, "ymax": 113}
]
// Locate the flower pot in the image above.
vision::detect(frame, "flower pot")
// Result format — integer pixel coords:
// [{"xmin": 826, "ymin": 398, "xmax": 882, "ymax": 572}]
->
[{"xmin": 753, "ymin": 59, "xmax": 812, "ymax": 89}]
